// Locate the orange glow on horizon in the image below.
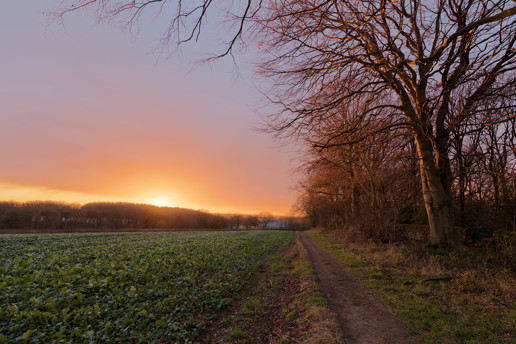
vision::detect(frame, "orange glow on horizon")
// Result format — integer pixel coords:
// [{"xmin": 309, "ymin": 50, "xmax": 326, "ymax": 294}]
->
[
  {"xmin": 0, "ymin": 3, "xmax": 300, "ymax": 217},
  {"xmin": 145, "ymin": 198, "xmax": 174, "ymax": 208},
  {"xmin": 0, "ymin": 181, "xmax": 292, "ymax": 216}
]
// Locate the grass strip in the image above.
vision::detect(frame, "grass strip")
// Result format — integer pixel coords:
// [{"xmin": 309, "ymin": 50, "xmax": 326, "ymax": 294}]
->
[
  {"xmin": 289, "ymin": 234, "xmax": 343, "ymax": 344},
  {"xmin": 212, "ymin": 232, "xmax": 342, "ymax": 344},
  {"xmin": 308, "ymin": 229, "xmax": 516, "ymax": 344}
]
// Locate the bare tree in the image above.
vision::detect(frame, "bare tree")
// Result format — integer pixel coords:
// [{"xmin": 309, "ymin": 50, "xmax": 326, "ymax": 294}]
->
[
  {"xmin": 298, "ymin": 119, "xmax": 417, "ymax": 241},
  {"xmin": 53, "ymin": 0, "xmax": 516, "ymax": 248},
  {"xmin": 257, "ymin": 0, "xmax": 516, "ymax": 248}
]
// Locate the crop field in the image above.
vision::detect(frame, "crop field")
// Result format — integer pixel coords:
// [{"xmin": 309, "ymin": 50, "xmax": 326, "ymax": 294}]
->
[{"xmin": 0, "ymin": 230, "xmax": 293, "ymax": 343}]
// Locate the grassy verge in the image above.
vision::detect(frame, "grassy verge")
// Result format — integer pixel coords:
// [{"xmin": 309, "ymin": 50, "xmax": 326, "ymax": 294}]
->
[
  {"xmin": 288, "ymin": 235, "xmax": 343, "ymax": 344},
  {"xmin": 208, "ymin": 232, "xmax": 342, "ymax": 344},
  {"xmin": 308, "ymin": 229, "xmax": 516, "ymax": 344}
]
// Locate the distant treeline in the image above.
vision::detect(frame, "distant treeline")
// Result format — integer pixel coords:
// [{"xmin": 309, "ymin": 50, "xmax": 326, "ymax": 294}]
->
[{"xmin": 0, "ymin": 202, "xmax": 308, "ymax": 231}]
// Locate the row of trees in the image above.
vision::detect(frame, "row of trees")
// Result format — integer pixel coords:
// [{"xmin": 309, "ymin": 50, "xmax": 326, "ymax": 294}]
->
[
  {"xmin": 0, "ymin": 202, "xmax": 306, "ymax": 230},
  {"xmin": 258, "ymin": 0, "xmax": 516, "ymax": 248},
  {"xmin": 298, "ymin": 115, "xmax": 515, "ymax": 244},
  {"xmin": 0, "ymin": 202, "xmax": 226, "ymax": 230},
  {"xmin": 53, "ymin": 0, "xmax": 516, "ymax": 247}
]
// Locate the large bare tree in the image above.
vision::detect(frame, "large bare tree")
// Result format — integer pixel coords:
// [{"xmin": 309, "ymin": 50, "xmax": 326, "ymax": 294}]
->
[{"xmin": 54, "ymin": 0, "xmax": 516, "ymax": 248}]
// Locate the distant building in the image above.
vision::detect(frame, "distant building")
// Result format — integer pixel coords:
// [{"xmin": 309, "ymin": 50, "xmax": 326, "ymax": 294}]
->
[{"xmin": 260, "ymin": 220, "xmax": 288, "ymax": 229}]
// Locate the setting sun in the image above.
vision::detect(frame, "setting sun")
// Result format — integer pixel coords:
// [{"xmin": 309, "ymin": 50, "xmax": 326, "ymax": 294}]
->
[
  {"xmin": 146, "ymin": 198, "xmax": 174, "ymax": 208},
  {"xmin": 0, "ymin": 1, "xmax": 299, "ymax": 217}
]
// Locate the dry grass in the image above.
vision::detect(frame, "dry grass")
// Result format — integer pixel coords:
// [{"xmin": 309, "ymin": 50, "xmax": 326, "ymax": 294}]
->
[
  {"xmin": 311, "ymin": 228, "xmax": 516, "ymax": 344},
  {"xmin": 289, "ymin": 237, "xmax": 343, "ymax": 344}
]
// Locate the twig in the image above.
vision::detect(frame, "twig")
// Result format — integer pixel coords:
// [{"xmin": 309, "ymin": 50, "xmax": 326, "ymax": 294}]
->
[{"xmin": 422, "ymin": 276, "xmax": 455, "ymax": 283}]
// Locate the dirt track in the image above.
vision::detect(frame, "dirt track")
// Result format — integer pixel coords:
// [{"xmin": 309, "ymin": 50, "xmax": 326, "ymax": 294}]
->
[{"xmin": 298, "ymin": 231, "xmax": 420, "ymax": 344}]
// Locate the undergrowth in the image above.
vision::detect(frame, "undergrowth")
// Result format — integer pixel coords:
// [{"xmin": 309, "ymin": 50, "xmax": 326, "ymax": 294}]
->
[{"xmin": 309, "ymin": 229, "xmax": 516, "ymax": 344}]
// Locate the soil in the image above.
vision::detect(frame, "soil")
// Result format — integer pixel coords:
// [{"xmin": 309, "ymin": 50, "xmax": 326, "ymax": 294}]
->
[
  {"xmin": 298, "ymin": 231, "xmax": 420, "ymax": 344},
  {"xmin": 203, "ymin": 239, "xmax": 304, "ymax": 343}
]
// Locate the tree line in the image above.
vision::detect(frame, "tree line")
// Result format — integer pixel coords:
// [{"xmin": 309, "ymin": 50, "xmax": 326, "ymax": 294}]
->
[
  {"xmin": 0, "ymin": 202, "xmax": 307, "ymax": 231},
  {"xmin": 298, "ymin": 116, "xmax": 515, "ymax": 245},
  {"xmin": 257, "ymin": 0, "xmax": 516, "ymax": 248}
]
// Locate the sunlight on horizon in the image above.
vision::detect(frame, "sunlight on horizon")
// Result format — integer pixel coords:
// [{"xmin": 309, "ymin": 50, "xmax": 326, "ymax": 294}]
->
[
  {"xmin": 0, "ymin": 2, "xmax": 299, "ymax": 218},
  {"xmin": 0, "ymin": 181, "xmax": 290, "ymax": 215},
  {"xmin": 0, "ymin": 181, "xmax": 183, "ymax": 209},
  {"xmin": 144, "ymin": 198, "xmax": 175, "ymax": 208}
]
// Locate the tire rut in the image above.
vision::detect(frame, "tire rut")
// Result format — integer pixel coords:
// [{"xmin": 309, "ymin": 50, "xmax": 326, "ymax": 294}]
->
[{"xmin": 297, "ymin": 231, "xmax": 420, "ymax": 344}]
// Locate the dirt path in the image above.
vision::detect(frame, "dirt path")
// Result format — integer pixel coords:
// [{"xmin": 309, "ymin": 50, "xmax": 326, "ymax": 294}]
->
[{"xmin": 297, "ymin": 231, "xmax": 420, "ymax": 344}]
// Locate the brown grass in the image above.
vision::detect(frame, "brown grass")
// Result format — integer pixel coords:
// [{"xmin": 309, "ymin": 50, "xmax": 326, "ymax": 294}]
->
[
  {"xmin": 313, "ymin": 228, "xmax": 516, "ymax": 343},
  {"xmin": 290, "ymin": 236, "xmax": 343, "ymax": 344}
]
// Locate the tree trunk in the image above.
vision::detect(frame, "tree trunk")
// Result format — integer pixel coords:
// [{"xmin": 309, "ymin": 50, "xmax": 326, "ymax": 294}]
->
[
  {"xmin": 455, "ymin": 137, "xmax": 466, "ymax": 228},
  {"xmin": 415, "ymin": 134, "xmax": 461, "ymax": 248}
]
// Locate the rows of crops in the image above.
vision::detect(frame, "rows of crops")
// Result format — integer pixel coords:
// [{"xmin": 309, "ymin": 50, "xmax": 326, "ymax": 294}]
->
[{"xmin": 0, "ymin": 230, "xmax": 293, "ymax": 343}]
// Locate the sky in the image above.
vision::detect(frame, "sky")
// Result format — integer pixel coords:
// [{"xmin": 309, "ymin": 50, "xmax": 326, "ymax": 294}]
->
[{"xmin": 0, "ymin": 1, "xmax": 300, "ymax": 215}]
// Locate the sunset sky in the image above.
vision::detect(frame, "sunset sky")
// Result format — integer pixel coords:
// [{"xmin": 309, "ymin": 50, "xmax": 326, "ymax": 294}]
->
[{"xmin": 0, "ymin": 1, "xmax": 300, "ymax": 215}]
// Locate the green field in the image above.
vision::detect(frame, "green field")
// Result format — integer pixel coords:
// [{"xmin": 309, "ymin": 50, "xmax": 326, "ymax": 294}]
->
[{"xmin": 0, "ymin": 230, "xmax": 293, "ymax": 343}]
